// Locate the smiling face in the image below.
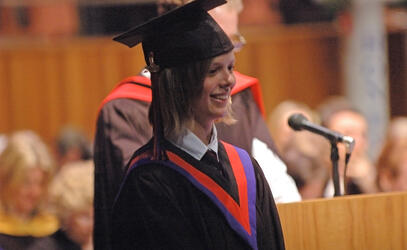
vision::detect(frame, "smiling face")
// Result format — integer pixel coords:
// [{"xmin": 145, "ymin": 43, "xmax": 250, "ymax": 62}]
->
[
  {"xmin": 13, "ymin": 167, "xmax": 46, "ymax": 218},
  {"xmin": 192, "ymin": 51, "xmax": 236, "ymax": 128}
]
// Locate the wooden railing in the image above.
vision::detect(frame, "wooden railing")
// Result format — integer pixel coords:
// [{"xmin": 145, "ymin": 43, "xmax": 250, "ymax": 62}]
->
[{"xmin": 277, "ymin": 191, "xmax": 407, "ymax": 250}]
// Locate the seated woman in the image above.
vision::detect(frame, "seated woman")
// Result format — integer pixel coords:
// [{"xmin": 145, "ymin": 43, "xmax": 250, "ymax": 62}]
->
[
  {"xmin": 376, "ymin": 138, "xmax": 407, "ymax": 192},
  {"xmin": 49, "ymin": 160, "xmax": 94, "ymax": 250},
  {"xmin": 282, "ymin": 132, "xmax": 329, "ymax": 200},
  {"xmin": 109, "ymin": 0, "xmax": 285, "ymax": 249},
  {"xmin": 0, "ymin": 130, "xmax": 59, "ymax": 250}
]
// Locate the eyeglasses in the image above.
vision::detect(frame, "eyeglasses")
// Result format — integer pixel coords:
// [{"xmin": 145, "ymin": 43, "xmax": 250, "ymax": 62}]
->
[{"xmin": 230, "ymin": 33, "xmax": 246, "ymax": 52}]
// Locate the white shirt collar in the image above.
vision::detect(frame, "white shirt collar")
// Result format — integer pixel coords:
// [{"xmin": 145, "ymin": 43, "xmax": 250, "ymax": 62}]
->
[{"xmin": 168, "ymin": 126, "xmax": 219, "ymax": 161}]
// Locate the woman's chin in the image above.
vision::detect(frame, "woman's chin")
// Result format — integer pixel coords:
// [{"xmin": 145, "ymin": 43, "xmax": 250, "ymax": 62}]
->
[{"xmin": 213, "ymin": 112, "xmax": 228, "ymax": 122}]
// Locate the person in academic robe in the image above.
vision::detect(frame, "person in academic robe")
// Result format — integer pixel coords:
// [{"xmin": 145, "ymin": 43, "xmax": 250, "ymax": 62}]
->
[
  {"xmin": 110, "ymin": 0, "xmax": 285, "ymax": 249},
  {"xmin": 94, "ymin": 1, "xmax": 299, "ymax": 248}
]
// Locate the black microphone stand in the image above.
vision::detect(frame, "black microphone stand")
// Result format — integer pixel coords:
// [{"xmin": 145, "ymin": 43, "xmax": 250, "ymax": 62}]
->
[{"xmin": 330, "ymin": 141, "xmax": 341, "ymax": 197}]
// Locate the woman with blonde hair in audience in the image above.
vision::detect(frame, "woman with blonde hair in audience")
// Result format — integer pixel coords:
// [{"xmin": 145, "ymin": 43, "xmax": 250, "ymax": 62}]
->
[
  {"xmin": 282, "ymin": 132, "xmax": 330, "ymax": 200},
  {"xmin": 385, "ymin": 116, "xmax": 407, "ymax": 143},
  {"xmin": 49, "ymin": 160, "xmax": 94, "ymax": 250},
  {"xmin": 375, "ymin": 116, "xmax": 407, "ymax": 192},
  {"xmin": 0, "ymin": 130, "xmax": 59, "ymax": 250},
  {"xmin": 376, "ymin": 138, "xmax": 407, "ymax": 192}
]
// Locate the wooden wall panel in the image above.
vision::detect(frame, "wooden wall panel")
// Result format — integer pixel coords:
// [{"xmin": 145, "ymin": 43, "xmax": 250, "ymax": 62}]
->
[
  {"xmin": 0, "ymin": 50, "xmax": 11, "ymax": 132},
  {"xmin": 0, "ymin": 24, "xmax": 343, "ymax": 144},
  {"xmin": 238, "ymin": 24, "xmax": 342, "ymax": 117},
  {"xmin": 0, "ymin": 38, "xmax": 147, "ymax": 144}
]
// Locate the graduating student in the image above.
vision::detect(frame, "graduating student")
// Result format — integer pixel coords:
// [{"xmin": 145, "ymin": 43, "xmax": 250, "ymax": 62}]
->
[
  {"xmin": 94, "ymin": 1, "xmax": 299, "ymax": 248},
  {"xmin": 110, "ymin": 0, "xmax": 285, "ymax": 249}
]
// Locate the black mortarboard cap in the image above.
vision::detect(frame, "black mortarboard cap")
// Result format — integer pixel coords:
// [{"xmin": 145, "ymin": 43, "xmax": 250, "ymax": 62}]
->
[{"xmin": 113, "ymin": 0, "xmax": 234, "ymax": 68}]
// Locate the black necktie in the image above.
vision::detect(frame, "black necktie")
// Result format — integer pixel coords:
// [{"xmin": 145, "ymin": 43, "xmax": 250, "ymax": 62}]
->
[
  {"xmin": 202, "ymin": 149, "xmax": 224, "ymax": 177},
  {"xmin": 203, "ymin": 149, "xmax": 218, "ymax": 162}
]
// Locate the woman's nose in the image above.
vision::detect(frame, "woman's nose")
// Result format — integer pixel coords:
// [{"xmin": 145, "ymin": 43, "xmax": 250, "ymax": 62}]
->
[{"xmin": 221, "ymin": 70, "xmax": 235, "ymax": 89}]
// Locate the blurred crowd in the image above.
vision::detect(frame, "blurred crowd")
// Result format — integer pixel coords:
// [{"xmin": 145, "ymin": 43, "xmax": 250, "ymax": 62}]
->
[
  {"xmin": 0, "ymin": 127, "xmax": 93, "ymax": 250},
  {"xmin": 267, "ymin": 95, "xmax": 407, "ymax": 200}
]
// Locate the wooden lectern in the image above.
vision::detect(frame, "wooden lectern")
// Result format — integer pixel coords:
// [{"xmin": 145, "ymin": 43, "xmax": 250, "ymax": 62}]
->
[{"xmin": 277, "ymin": 191, "xmax": 407, "ymax": 250}]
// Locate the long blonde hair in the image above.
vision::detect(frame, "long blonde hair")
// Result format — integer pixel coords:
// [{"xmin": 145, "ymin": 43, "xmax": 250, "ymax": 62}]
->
[
  {"xmin": 49, "ymin": 160, "xmax": 94, "ymax": 224},
  {"xmin": 0, "ymin": 130, "xmax": 54, "ymax": 213}
]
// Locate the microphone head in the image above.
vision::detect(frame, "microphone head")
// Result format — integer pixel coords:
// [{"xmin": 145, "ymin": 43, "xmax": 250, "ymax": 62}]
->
[
  {"xmin": 342, "ymin": 135, "xmax": 355, "ymax": 154},
  {"xmin": 288, "ymin": 113, "xmax": 309, "ymax": 131}
]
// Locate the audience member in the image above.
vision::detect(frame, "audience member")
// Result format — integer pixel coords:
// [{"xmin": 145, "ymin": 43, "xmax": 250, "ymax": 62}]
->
[
  {"xmin": 54, "ymin": 126, "xmax": 92, "ymax": 169},
  {"xmin": 374, "ymin": 116, "xmax": 407, "ymax": 193},
  {"xmin": 376, "ymin": 138, "xmax": 407, "ymax": 192},
  {"xmin": 0, "ymin": 130, "xmax": 59, "ymax": 250},
  {"xmin": 282, "ymin": 132, "xmax": 330, "ymax": 200},
  {"xmin": 317, "ymin": 95, "xmax": 377, "ymax": 196},
  {"xmin": 385, "ymin": 116, "xmax": 407, "ymax": 143},
  {"xmin": 49, "ymin": 160, "xmax": 94, "ymax": 250}
]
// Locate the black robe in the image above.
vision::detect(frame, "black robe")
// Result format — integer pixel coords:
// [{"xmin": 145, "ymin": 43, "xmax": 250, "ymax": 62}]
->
[{"xmin": 111, "ymin": 140, "xmax": 285, "ymax": 250}]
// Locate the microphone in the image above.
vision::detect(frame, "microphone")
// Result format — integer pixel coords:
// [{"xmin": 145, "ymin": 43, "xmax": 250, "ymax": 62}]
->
[{"xmin": 288, "ymin": 113, "xmax": 355, "ymax": 153}]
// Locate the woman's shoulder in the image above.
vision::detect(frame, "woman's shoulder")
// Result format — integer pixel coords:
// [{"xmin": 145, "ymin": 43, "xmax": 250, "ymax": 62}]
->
[
  {"xmin": 218, "ymin": 141, "xmax": 264, "ymax": 178},
  {"xmin": 125, "ymin": 140, "xmax": 202, "ymax": 186}
]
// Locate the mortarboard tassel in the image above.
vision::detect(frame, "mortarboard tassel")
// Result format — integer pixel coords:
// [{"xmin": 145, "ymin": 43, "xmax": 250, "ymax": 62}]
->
[{"xmin": 148, "ymin": 53, "xmax": 165, "ymax": 160}]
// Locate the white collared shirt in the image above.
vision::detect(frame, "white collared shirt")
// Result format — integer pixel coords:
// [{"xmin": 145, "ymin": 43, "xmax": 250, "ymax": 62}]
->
[
  {"xmin": 169, "ymin": 127, "xmax": 302, "ymax": 203},
  {"xmin": 168, "ymin": 126, "xmax": 219, "ymax": 161}
]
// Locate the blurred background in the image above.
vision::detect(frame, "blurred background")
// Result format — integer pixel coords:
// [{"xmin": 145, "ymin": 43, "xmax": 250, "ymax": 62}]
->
[{"xmin": 1, "ymin": 0, "xmax": 407, "ymax": 155}]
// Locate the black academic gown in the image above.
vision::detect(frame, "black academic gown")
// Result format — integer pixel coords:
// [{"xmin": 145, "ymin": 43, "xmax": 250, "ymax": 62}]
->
[{"xmin": 111, "ymin": 139, "xmax": 285, "ymax": 250}]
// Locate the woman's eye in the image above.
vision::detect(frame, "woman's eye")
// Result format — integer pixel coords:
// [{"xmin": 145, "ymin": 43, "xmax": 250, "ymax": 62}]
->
[
  {"xmin": 228, "ymin": 64, "xmax": 235, "ymax": 72},
  {"xmin": 208, "ymin": 68, "xmax": 218, "ymax": 75}
]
